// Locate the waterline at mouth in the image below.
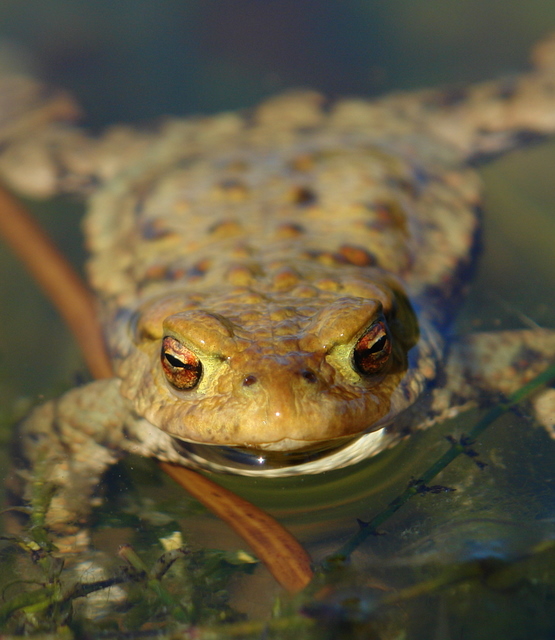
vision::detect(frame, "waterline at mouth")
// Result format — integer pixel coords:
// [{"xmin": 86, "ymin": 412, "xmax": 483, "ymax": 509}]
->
[{"xmin": 172, "ymin": 436, "xmax": 358, "ymax": 473}]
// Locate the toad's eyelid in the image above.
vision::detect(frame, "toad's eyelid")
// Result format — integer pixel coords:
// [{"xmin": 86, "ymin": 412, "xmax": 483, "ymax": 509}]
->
[
  {"xmin": 330, "ymin": 315, "xmax": 388, "ymax": 351},
  {"xmin": 300, "ymin": 301, "xmax": 387, "ymax": 354}
]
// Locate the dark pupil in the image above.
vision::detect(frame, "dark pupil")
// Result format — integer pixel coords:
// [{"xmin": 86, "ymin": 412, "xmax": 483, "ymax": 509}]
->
[
  {"xmin": 366, "ymin": 335, "xmax": 387, "ymax": 354},
  {"xmin": 164, "ymin": 352, "xmax": 194, "ymax": 369}
]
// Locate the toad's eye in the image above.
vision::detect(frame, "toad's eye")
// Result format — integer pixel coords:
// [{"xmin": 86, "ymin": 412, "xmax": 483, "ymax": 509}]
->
[
  {"xmin": 161, "ymin": 336, "xmax": 202, "ymax": 390},
  {"xmin": 352, "ymin": 320, "xmax": 392, "ymax": 376}
]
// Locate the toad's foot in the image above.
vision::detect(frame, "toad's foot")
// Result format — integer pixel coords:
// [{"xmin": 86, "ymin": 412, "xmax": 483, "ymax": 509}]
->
[
  {"xmin": 11, "ymin": 378, "xmax": 182, "ymax": 538},
  {"xmin": 423, "ymin": 328, "xmax": 555, "ymax": 433}
]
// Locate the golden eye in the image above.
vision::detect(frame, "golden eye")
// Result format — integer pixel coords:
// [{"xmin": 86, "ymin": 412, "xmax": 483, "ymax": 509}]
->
[
  {"xmin": 352, "ymin": 320, "xmax": 392, "ymax": 376},
  {"xmin": 161, "ymin": 336, "xmax": 202, "ymax": 390}
]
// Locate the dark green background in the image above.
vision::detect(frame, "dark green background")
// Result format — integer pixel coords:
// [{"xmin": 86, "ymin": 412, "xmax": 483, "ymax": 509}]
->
[{"xmin": 1, "ymin": 1, "xmax": 555, "ymax": 125}]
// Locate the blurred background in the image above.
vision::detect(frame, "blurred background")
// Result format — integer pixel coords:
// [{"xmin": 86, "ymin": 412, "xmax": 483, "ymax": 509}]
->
[{"xmin": 1, "ymin": 0, "xmax": 555, "ymax": 126}]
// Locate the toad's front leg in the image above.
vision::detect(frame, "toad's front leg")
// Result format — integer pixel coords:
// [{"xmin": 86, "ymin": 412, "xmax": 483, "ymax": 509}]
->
[
  {"xmin": 10, "ymin": 378, "xmax": 182, "ymax": 550},
  {"xmin": 422, "ymin": 329, "xmax": 555, "ymax": 435}
]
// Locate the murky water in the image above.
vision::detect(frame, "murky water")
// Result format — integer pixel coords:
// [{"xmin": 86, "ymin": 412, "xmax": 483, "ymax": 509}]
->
[{"xmin": 1, "ymin": 2, "xmax": 555, "ymax": 638}]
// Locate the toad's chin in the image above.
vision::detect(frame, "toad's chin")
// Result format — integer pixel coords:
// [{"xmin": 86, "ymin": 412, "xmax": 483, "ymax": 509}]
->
[{"xmin": 170, "ymin": 427, "xmax": 392, "ymax": 477}]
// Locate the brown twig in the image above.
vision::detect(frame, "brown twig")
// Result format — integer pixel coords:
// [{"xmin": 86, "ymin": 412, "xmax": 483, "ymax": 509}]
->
[
  {"xmin": 161, "ymin": 462, "xmax": 314, "ymax": 592},
  {"xmin": 0, "ymin": 185, "xmax": 112, "ymax": 379}
]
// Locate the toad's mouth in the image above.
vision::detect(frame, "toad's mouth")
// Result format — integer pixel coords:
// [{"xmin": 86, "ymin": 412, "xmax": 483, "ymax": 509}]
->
[{"xmin": 171, "ymin": 427, "xmax": 389, "ymax": 474}]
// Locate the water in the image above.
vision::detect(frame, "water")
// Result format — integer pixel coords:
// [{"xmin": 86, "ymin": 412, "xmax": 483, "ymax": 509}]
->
[{"xmin": 1, "ymin": 2, "xmax": 555, "ymax": 637}]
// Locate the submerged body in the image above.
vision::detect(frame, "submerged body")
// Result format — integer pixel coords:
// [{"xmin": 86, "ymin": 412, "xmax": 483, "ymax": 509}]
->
[{"xmin": 2, "ymin": 36, "xmax": 555, "ymax": 530}]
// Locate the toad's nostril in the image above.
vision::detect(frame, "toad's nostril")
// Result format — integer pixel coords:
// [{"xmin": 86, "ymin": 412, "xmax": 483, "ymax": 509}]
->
[
  {"xmin": 300, "ymin": 369, "xmax": 318, "ymax": 384},
  {"xmin": 243, "ymin": 374, "xmax": 258, "ymax": 387}
]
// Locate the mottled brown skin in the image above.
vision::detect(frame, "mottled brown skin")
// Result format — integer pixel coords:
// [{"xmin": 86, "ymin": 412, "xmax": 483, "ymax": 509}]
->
[
  {"xmin": 2, "ymin": 36, "xmax": 555, "ymax": 534},
  {"xmin": 84, "ymin": 93, "xmax": 479, "ymax": 457}
]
